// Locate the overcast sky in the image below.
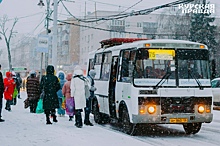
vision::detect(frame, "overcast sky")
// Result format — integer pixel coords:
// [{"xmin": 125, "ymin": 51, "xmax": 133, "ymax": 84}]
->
[{"xmin": 0, "ymin": 0, "xmax": 220, "ymax": 47}]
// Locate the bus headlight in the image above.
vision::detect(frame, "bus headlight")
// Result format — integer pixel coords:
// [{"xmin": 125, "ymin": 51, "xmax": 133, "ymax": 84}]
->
[
  {"xmin": 198, "ymin": 105, "xmax": 205, "ymax": 114},
  {"xmin": 147, "ymin": 105, "xmax": 156, "ymax": 114}
]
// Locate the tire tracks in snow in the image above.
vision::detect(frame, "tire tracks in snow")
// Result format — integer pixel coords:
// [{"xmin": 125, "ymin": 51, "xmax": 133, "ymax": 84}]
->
[{"xmin": 96, "ymin": 123, "xmax": 219, "ymax": 146}]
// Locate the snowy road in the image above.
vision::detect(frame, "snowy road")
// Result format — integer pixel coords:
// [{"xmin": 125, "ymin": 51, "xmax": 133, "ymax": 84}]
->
[
  {"xmin": 99, "ymin": 115, "xmax": 220, "ymax": 146},
  {"xmin": 1, "ymin": 91, "xmax": 220, "ymax": 146}
]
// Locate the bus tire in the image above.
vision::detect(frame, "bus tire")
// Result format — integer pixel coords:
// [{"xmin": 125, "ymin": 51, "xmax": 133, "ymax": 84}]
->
[
  {"xmin": 183, "ymin": 123, "xmax": 202, "ymax": 135},
  {"xmin": 121, "ymin": 106, "xmax": 136, "ymax": 135},
  {"xmin": 93, "ymin": 100, "xmax": 102, "ymax": 124}
]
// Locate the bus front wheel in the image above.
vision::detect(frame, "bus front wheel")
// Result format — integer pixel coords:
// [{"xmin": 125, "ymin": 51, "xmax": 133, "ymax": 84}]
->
[
  {"xmin": 183, "ymin": 123, "xmax": 202, "ymax": 135},
  {"xmin": 120, "ymin": 107, "xmax": 136, "ymax": 135}
]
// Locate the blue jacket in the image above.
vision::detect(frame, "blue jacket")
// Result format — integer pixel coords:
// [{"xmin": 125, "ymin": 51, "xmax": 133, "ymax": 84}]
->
[{"xmin": 57, "ymin": 71, "xmax": 66, "ymax": 98}]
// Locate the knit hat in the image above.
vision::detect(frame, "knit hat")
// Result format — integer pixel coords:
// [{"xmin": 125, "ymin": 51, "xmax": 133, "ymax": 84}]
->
[
  {"xmin": 30, "ymin": 70, "xmax": 36, "ymax": 75},
  {"xmin": 89, "ymin": 70, "xmax": 96, "ymax": 79}
]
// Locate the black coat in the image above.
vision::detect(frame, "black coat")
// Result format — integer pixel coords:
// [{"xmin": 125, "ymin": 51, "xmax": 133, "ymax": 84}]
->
[
  {"xmin": 40, "ymin": 65, "xmax": 61, "ymax": 110},
  {"xmin": 0, "ymin": 72, "xmax": 4, "ymax": 97}
]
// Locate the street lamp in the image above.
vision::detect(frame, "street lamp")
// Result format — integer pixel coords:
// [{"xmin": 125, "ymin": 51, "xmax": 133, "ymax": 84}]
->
[{"xmin": 37, "ymin": 0, "xmax": 45, "ymax": 6}]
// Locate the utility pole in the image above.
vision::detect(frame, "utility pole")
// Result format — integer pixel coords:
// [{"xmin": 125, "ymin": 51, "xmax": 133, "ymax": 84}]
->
[
  {"xmin": 38, "ymin": 0, "xmax": 51, "ymax": 80},
  {"xmin": 45, "ymin": 0, "xmax": 50, "ymax": 70},
  {"xmin": 52, "ymin": 0, "xmax": 58, "ymax": 72}
]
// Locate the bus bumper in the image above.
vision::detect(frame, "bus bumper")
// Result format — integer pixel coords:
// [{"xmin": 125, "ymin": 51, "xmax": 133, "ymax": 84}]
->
[{"xmin": 132, "ymin": 113, "xmax": 213, "ymax": 124}]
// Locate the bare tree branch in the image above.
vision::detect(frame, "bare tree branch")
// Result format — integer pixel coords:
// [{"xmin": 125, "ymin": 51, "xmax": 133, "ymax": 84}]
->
[{"xmin": 0, "ymin": 15, "xmax": 18, "ymax": 71}]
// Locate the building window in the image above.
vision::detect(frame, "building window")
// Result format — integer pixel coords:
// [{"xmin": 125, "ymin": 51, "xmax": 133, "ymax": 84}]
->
[
  {"xmin": 137, "ymin": 22, "xmax": 142, "ymax": 27},
  {"xmin": 88, "ymin": 35, "xmax": 90, "ymax": 43},
  {"xmin": 111, "ymin": 19, "xmax": 125, "ymax": 26}
]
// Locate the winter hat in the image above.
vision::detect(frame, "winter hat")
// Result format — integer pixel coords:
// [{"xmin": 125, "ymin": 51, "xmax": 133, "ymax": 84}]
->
[
  {"xmin": 57, "ymin": 70, "xmax": 65, "ymax": 80},
  {"xmin": 12, "ymin": 71, "xmax": 16, "ymax": 78},
  {"xmin": 6, "ymin": 71, "xmax": 12, "ymax": 78},
  {"xmin": 12, "ymin": 71, "xmax": 16, "ymax": 76},
  {"xmin": 46, "ymin": 65, "xmax": 55, "ymax": 75},
  {"xmin": 73, "ymin": 65, "xmax": 83, "ymax": 76},
  {"xmin": 89, "ymin": 70, "xmax": 96, "ymax": 79},
  {"xmin": 30, "ymin": 70, "xmax": 36, "ymax": 75}
]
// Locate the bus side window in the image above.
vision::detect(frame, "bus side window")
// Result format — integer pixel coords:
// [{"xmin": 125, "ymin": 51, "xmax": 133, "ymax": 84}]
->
[
  {"xmin": 110, "ymin": 57, "xmax": 118, "ymax": 85},
  {"xmin": 121, "ymin": 50, "xmax": 131, "ymax": 82},
  {"xmin": 129, "ymin": 51, "xmax": 136, "ymax": 78},
  {"xmin": 101, "ymin": 52, "xmax": 111, "ymax": 81},
  {"xmin": 94, "ymin": 54, "xmax": 102, "ymax": 80},
  {"xmin": 87, "ymin": 59, "xmax": 94, "ymax": 75}
]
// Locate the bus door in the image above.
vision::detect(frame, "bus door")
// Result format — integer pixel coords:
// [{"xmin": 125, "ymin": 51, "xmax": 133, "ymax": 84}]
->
[
  {"xmin": 109, "ymin": 56, "xmax": 118, "ymax": 118},
  {"xmin": 116, "ymin": 50, "xmax": 135, "ymax": 111},
  {"xmin": 94, "ymin": 52, "xmax": 112, "ymax": 114}
]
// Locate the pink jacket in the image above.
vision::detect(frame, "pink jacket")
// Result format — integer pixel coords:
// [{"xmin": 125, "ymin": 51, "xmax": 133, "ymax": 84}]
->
[{"xmin": 62, "ymin": 73, "xmax": 72, "ymax": 99}]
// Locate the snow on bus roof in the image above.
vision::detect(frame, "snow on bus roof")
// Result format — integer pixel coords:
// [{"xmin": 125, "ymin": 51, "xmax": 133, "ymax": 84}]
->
[
  {"xmin": 100, "ymin": 38, "xmax": 148, "ymax": 47},
  {"xmin": 100, "ymin": 38, "xmax": 206, "ymax": 47},
  {"xmin": 141, "ymin": 39, "xmax": 205, "ymax": 45}
]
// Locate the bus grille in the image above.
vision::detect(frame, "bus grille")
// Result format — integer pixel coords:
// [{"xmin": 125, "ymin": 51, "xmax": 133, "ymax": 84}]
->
[{"xmin": 161, "ymin": 97, "xmax": 194, "ymax": 114}]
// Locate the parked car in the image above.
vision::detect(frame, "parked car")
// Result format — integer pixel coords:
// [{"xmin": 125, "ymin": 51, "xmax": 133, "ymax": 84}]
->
[{"xmin": 211, "ymin": 78, "xmax": 220, "ymax": 106}]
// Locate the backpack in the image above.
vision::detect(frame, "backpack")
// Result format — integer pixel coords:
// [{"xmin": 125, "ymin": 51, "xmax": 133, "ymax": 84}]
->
[
  {"xmin": 84, "ymin": 79, "xmax": 90, "ymax": 98},
  {"xmin": 74, "ymin": 75, "xmax": 90, "ymax": 98}
]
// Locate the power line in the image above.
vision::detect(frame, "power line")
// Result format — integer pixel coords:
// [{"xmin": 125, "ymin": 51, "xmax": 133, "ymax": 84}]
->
[
  {"xmin": 87, "ymin": 0, "xmax": 128, "ymax": 8},
  {"xmin": 60, "ymin": 0, "xmax": 194, "ymax": 23},
  {"xmin": 80, "ymin": 0, "xmax": 143, "ymax": 32},
  {"xmin": 0, "ymin": 12, "xmax": 44, "ymax": 22},
  {"xmin": 50, "ymin": 18, "xmax": 188, "ymax": 36}
]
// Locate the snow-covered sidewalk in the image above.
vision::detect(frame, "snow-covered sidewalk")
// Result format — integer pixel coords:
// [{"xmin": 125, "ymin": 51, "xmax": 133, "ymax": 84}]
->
[{"xmin": 0, "ymin": 91, "xmax": 149, "ymax": 146}]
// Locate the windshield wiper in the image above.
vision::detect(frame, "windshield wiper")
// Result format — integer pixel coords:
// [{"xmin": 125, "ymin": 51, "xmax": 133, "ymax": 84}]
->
[
  {"xmin": 154, "ymin": 70, "xmax": 172, "ymax": 89},
  {"xmin": 188, "ymin": 69, "xmax": 203, "ymax": 90}
]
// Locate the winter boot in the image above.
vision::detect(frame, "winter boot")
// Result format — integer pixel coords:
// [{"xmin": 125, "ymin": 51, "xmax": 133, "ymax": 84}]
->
[
  {"xmin": 52, "ymin": 114, "xmax": 58, "ymax": 122},
  {"xmin": 84, "ymin": 121, "xmax": 94, "ymax": 126},
  {"xmin": 18, "ymin": 94, "xmax": 21, "ymax": 99},
  {"xmin": 46, "ymin": 114, "xmax": 52, "ymax": 125},
  {"xmin": 69, "ymin": 116, "xmax": 73, "ymax": 121},
  {"xmin": 0, "ymin": 118, "xmax": 5, "ymax": 122},
  {"xmin": 75, "ymin": 110, "xmax": 83, "ymax": 128}
]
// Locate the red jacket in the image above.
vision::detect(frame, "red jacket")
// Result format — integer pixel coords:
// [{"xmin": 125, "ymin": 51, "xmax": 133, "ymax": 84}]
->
[{"xmin": 4, "ymin": 72, "xmax": 15, "ymax": 100}]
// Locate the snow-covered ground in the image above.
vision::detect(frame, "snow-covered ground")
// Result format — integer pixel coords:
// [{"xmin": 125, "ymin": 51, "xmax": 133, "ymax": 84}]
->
[{"xmin": 1, "ymin": 91, "xmax": 220, "ymax": 146}]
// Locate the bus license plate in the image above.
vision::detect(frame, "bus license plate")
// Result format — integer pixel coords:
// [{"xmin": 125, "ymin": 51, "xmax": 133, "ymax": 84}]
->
[{"xmin": 170, "ymin": 118, "xmax": 188, "ymax": 123}]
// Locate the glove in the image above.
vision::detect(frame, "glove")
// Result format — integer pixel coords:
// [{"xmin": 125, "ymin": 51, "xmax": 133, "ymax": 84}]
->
[{"xmin": 90, "ymin": 86, "xmax": 97, "ymax": 91}]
